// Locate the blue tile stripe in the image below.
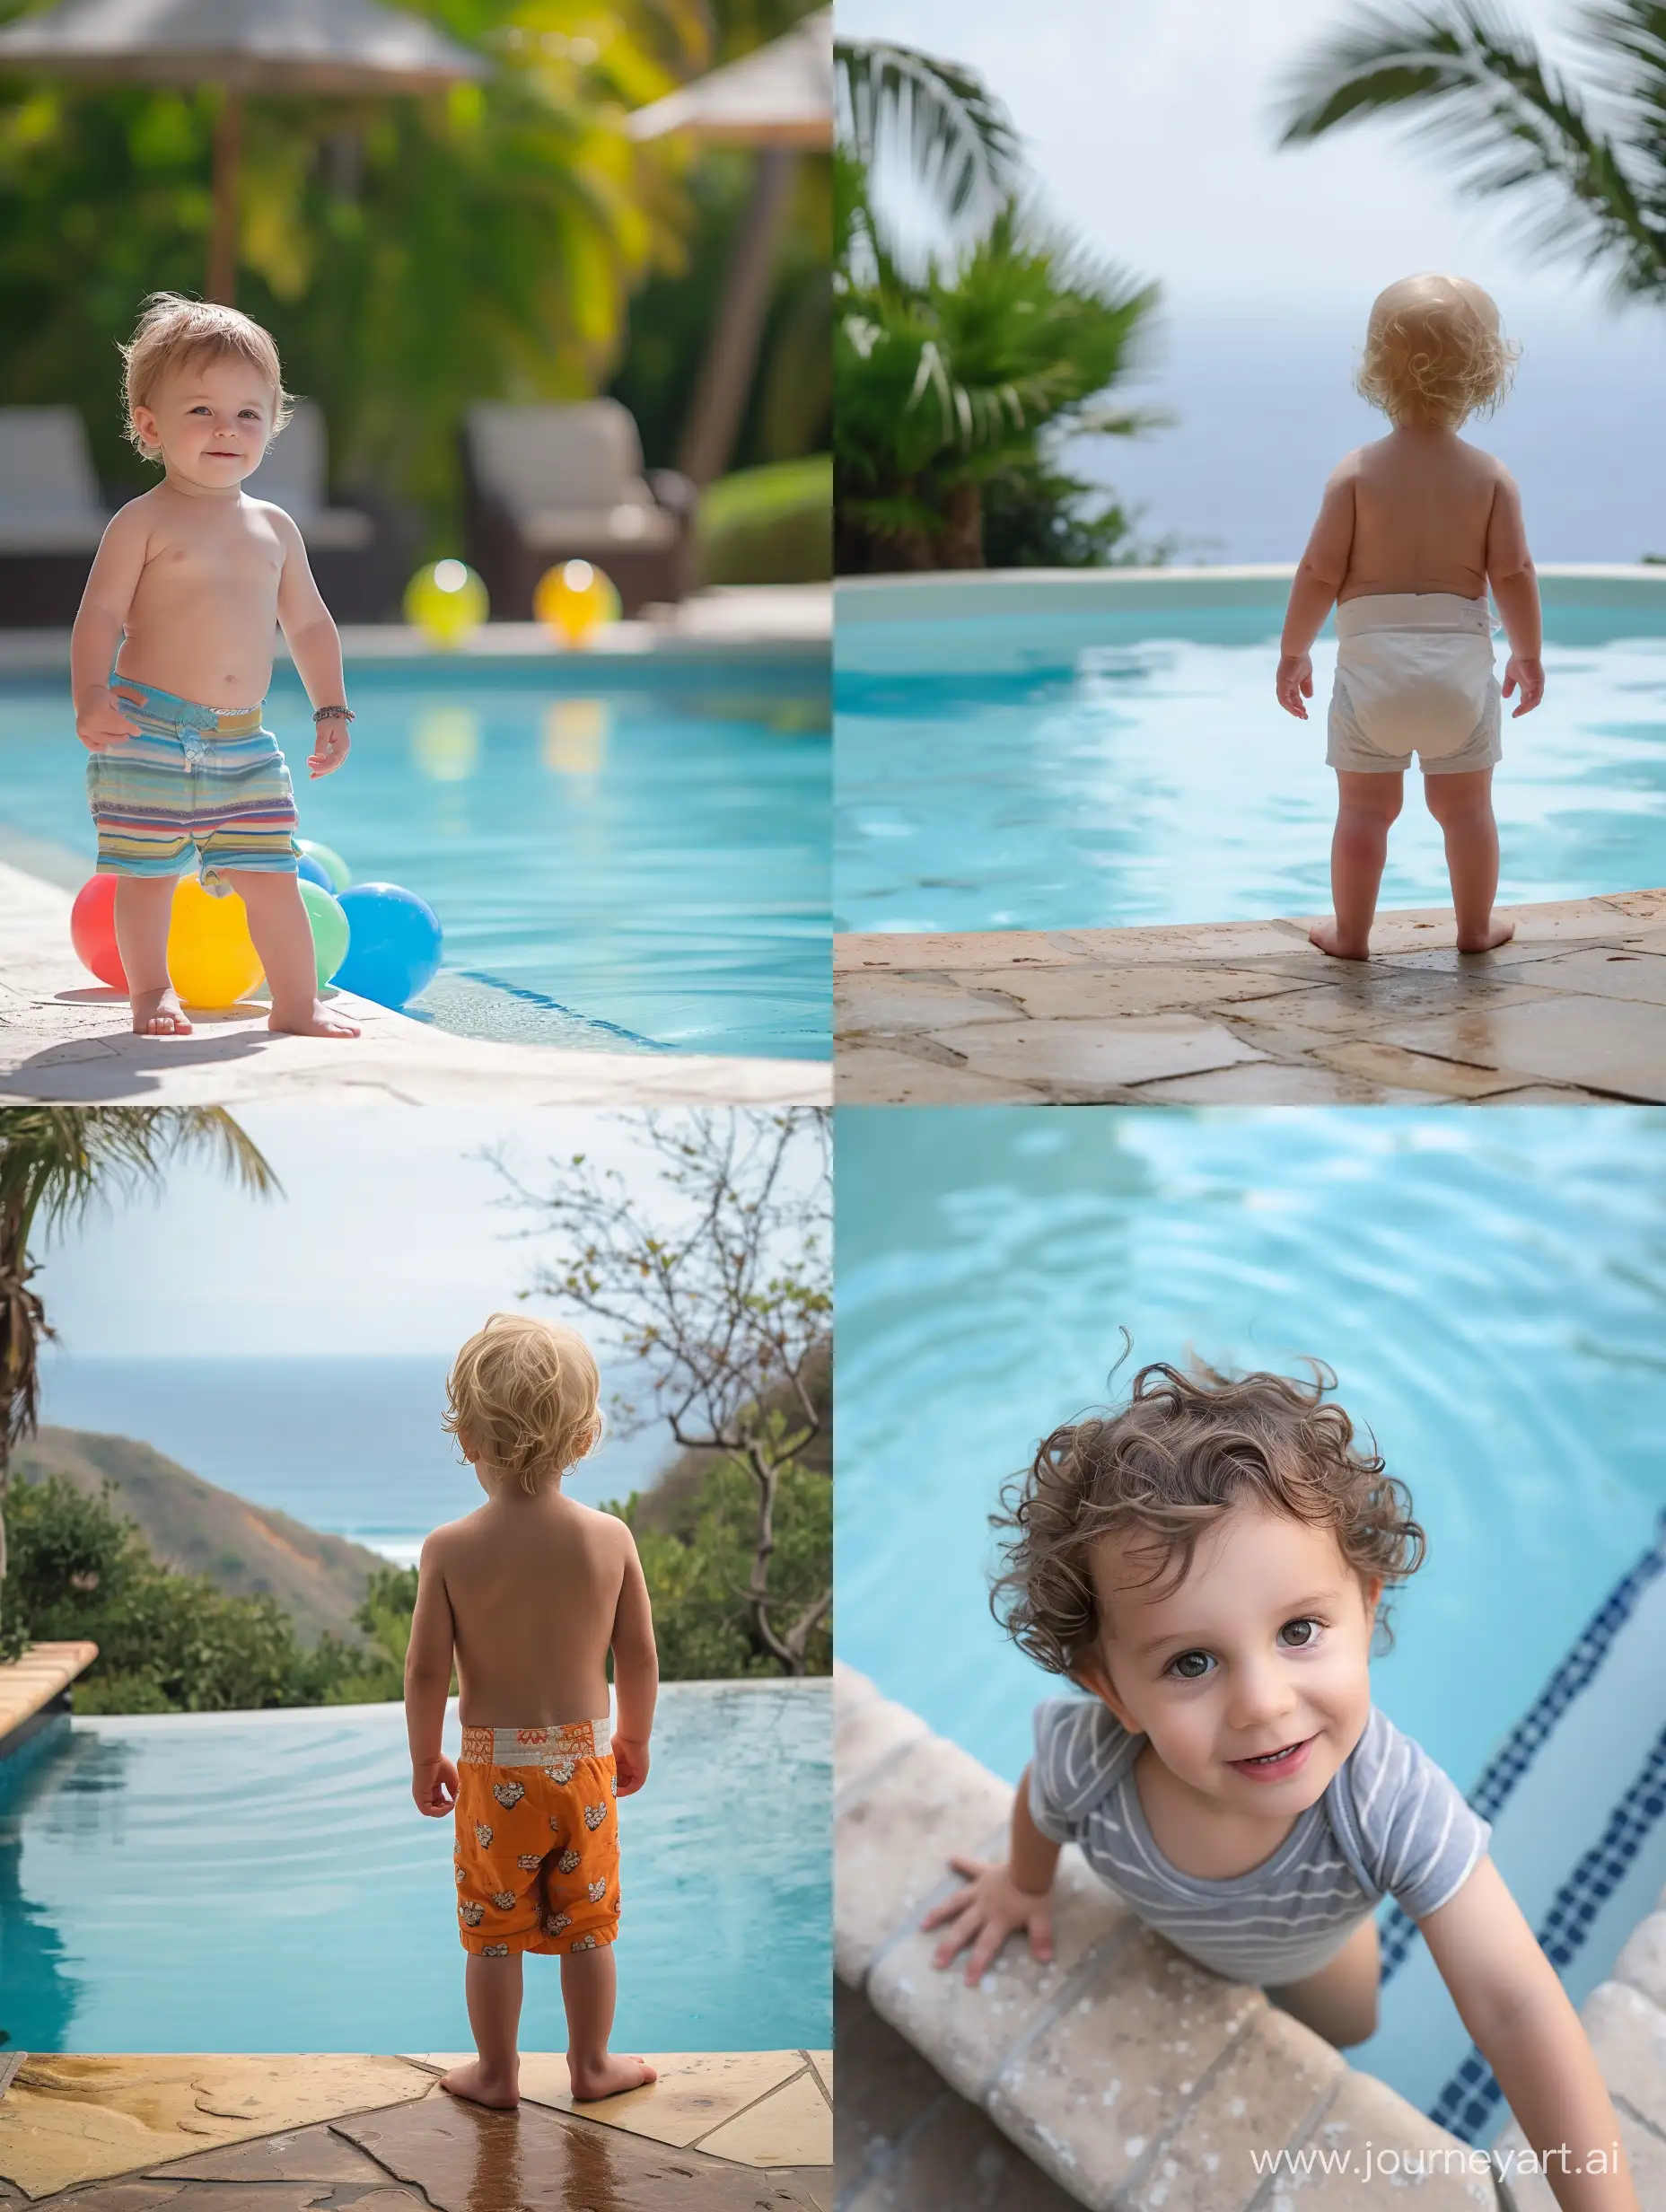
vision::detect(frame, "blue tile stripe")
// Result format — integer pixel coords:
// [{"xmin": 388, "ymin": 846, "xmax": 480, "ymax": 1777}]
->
[
  {"xmin": 1380, "ymin": 1509, "xmax": 1666, "ymax": 1987},
  {"xmin": 1426, "ymin": 1716, "xmax": 1666, "ymax": 2142}
]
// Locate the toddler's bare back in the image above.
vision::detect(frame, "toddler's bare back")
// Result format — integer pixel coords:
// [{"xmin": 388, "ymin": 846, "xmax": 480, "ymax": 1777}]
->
[
  {"xmin": 1328, "ymin": 430, "xmax": 1514, "ymax": 603},
  {"xmin": 103, "ymin": 484, "xmax": 294, "ymax": 707},
  {"xmin": 429, "ymin": 1491, "xmax": 629, "ymax": 1727}
]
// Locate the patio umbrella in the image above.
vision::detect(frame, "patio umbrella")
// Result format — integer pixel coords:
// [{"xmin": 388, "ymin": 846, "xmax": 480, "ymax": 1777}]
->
[
  {"xmin": 627, "ymin": 7, "xmax": 831, "ymax": 487},
  {"xmin": 0, "ymin": 0, "xmax": 488, "ymax": 303}
]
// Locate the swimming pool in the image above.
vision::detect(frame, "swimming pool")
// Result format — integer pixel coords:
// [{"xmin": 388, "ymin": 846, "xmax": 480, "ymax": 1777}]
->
[
  {"xmin": 835, "ymin": 1106, "xmax": 1666, "ymax": 2122},
  {"xmin": 0, "ymin": 655, "xmax": 830, "ymax": 1061},
  {"xmin": 835, "ymin": 570, "xmax": 1666, "ymax": 936},
  {"xmin": 0, "ymin": 1680, "xmax": 829, "ymax": 2054}
]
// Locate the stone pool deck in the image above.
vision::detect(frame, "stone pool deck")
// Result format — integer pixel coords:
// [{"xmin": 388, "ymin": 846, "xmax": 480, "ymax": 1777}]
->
[
  {"xmin": 0, "ymin": 1644, "xmax": 96, "ymax": 1751},
  {"xmin": 835, "ymin": 891, "xmax": 1666, "ymax": 1106},
  {"xmin": 0, "ymin": 865, "xmax": 828, "ymax": 1107},
  {"xmin": 0, "ymin": 2050, "xmax": 831, "ymax": 2208},
  {"xmin": 835, "ymin": 1663, "xmax": 1499, "ymax": 2210}
]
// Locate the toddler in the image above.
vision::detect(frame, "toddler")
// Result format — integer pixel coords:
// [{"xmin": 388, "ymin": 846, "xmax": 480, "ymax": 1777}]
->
[
  {"xmin": 71, "ymin": 293, "xmax": 359, "ymax": 1039},
  {"xmin": 926, "ymin": 1363, "xmax": 1637, "ymax": 2211},
  {"xmin": 406, "ymin": 1314, "xmax": 660, "ymax": 2109},
  {"xmin": 1276, "ymin": 274, "xmax": 1543, "ymax": 961}
]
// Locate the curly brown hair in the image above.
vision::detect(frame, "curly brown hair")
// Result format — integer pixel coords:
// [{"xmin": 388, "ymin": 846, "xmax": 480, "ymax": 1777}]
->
[{"xmin": 990, "ymin": 1359, "xmax": 1425, "ymax": 1676}]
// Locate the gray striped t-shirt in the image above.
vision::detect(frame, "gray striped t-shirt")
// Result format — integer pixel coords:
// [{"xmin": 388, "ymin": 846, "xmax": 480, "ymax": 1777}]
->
[{"xmin": 1029, "ymin": 1698, "xmax": 1489, "ymax": 1986}]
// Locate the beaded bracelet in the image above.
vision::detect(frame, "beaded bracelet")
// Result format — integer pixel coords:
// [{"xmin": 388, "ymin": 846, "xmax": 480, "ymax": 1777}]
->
[{"xmin": 312, "ymin": 705, "xmax": 355, "ymax": 724}]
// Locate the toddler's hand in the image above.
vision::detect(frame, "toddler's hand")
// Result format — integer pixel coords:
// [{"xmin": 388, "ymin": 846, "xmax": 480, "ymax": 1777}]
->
[
  {"xmin": 920, "ymin": 1854, "xmax": 1055, "ymax": 1987},
  {"xmin": 76, "ymin": 685, "xmax": 141, "ymax": 751},
  {"xmin": 1503, "ymin": 655, "xmax": 1544, "ymax": 716},
  {"xmin": 1276, "ymin": 653, "xmax": 1313, "ymax": 720},
  {"xmin": 612, "ymin": 1734, "xmax": 650, "ymax": 1796},
  {"xmin": 411, "ymin": 1755, "xmax": 459, "ymax": 1817},
  {"xmin": 308, "ymin": 718, "xmax": 351, "ymax": 778}
]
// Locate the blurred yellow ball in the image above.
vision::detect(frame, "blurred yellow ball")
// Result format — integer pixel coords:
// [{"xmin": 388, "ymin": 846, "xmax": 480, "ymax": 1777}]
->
[
  {"xmin": 405, "ymin": 558, "xmax": 488, "ymax": 648},
  {"xmin": 533, "ymin": 559, "xmax": 621, "ymax": 648},
  {"xmin": 167, "ymin": 877, "xmax": 264, "ymax": 1008}
]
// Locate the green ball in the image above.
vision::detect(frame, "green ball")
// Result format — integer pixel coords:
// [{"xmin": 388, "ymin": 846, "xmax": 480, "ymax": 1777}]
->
[
  {"xmin": 297, "ymin": 838, "xmax": 351, "ymax": 893},
  {"xmin": 299, "ymin": 879, "xmax": 350, "ymax": 989}
]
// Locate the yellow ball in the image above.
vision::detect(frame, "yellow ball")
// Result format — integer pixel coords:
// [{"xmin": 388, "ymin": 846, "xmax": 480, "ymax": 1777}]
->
[
  {"xmin": 404, "ymin": 558, "xmax": 489, "ymax": 648},
  {"xmin": 533, "ymin": 559, "xmax": 621, "ymax": 647},
  {"xmin": 167, "ymin": 877, "xmax": 264, "ymax": 1009}
]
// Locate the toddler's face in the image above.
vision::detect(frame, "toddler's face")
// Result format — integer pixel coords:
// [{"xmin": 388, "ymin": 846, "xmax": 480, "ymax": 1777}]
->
[
  {"xmin": 136, "ymin": 356, "xmax": 275, "ymax": 488},
  {"xmin": 1077, "ymin": 1498, "xmax": 1379, "ymax": 1813}
]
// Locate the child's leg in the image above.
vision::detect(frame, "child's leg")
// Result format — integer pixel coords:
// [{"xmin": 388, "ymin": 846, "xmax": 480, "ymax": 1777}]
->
[
  {"xmin": 561, "ymin": 1947, "xmax": 657, "ymax": 2102},
  {"xmin": 222, "ymin": 872, "xmax": 361, "ymax": 1039},
  {"xmin": 1309, "ymin": 771, "xmax": 1403, "ymax": 961},
  {"xmin": 1266, "ymin": 1913, "xmax": 1380, "ymax": 2049},
  {"xmin": 1423, "ymin": 768, "xmax": 1514, "ymax": 953},
  {"xmin": 113, "ymin": 876, "xmax": 190, "ymax": 1036},
  {"xmin": 440, "ymin": 1953, "xmax": 524, "ymax": 2108}
]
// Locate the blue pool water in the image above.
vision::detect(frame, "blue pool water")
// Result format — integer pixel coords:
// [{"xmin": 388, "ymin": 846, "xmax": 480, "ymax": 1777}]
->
[
  {"xmin": 836, "ymin": 608, "xmax": 1666, "ymax": 935},
  {"xmin": 0, "ymin": 1681, "xmax": 829, "ymax": 2053},
  {"xmin": 0, "ymin": 657, "xmax": 829, "ymax": 1060},
  {"xmin": 836, "ymin": 1109, "xmax": 1666, "ymax": 2111}
]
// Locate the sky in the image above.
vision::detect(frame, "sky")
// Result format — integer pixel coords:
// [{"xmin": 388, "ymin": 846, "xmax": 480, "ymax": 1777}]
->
[
  {"xmin": 31, "ymin": 1109, "xmax": 825, "ymax": 1362},
  {"xmin": 838, "ymin": 0, "xmax": 1666, "ymax": 557}
]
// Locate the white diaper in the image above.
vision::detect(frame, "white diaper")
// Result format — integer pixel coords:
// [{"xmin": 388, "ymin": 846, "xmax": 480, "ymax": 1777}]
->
[{"xmin": 1327, "ymin": 592, "xmax": 1501, "ymax": 775}]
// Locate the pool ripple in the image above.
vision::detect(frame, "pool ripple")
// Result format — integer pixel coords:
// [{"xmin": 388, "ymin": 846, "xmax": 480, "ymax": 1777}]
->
[
  {"xmin": 836, "ymin": 630, "xmax": 1666, "ymax": 934},
  {"xmin": 836, "ymin": 1110, "xmax": 1666, "ymax": 1799},
  {"xmin": 0, "ymin": 1681, "xmax": 829, "ymax": 2054}
]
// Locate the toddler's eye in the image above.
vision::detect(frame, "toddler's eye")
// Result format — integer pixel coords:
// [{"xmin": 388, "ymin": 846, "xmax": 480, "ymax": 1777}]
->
[
  {"xmin": 1167, "ymin": 1649, "xmax": 1214, "ymax": 1681},
  {"xmin": 1279, "ymin": 1618, "xmax": 1320, "ymax": 1649}
]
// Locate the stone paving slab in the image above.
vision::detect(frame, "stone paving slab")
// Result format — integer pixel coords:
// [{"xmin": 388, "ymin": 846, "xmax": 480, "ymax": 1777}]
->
[
  {"xmin": 0, "ymin": 1644, "xmax": 96, "ymax": 1738},
  {"xmin": 0, "ymin": 2056, "xmax": 833, "ymax": 2208},
  {"xmin": 0, "ymin": 866, "xmax": 827, "ymax": 1107},
  {"xmin": 0, "ymin": 2057, "xmax": 434, "ymax": 2197},
  {"xmin": 834, "ymin": 1668, "xmax": 1495, "ymax": 2212},
  {"xmin": 836, "ymin": 893, "xmax": 1666, "ymax": 1105},
  {"xmin": 400, "ymin": 2050, "xmax": 829, "ymax": 2164}
]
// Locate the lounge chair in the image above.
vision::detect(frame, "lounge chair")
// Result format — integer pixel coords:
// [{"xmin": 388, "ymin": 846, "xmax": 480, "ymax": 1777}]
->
[
  {"xmin": 462, "ymin": 400, "xmax": 696, "ymax": 619},
  {"xmin": 244, "ymin": 402, "xmax": 398, "ymax": 622},
  {"xmin": 0, "ymin": 407, "xmax": 111, "ymax": 626}
]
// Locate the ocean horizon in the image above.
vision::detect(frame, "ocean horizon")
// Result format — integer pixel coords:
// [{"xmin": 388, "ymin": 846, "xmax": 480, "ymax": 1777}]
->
[
  {"xmin": 1073, "ymin": 292, "xmax": 1666, "ymax": 567},
  {"xmin": 35, "ymin": 1351, "xmax": 679, "ymax": 1567}
]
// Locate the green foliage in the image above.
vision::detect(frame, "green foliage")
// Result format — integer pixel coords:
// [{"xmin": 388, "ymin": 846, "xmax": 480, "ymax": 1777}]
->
[
  {"xmin": 612, "ymin": 1456, "xmax": 831, "ymax": 1679},
  {"xmin": 980, "ymin": 461, "xmax": 1176, "ymax": 572},
  {"xmin": 697, "ymin": 454, "xmax": 832, "ymax": 584},
  {"xmin": 1, "ymin": 1470, "xmax": 381, "ymax": 1710},
  {"xmin": 1275, "ymin": 2, "xmax": 1666, "ymax": 303},
  {"xmin": 0, "ymin": 2, "xmax": 704, "ymax": 540},
  {"xmin": 836, "ymin": 196, "xmax": 1165, "ymax": 572}
]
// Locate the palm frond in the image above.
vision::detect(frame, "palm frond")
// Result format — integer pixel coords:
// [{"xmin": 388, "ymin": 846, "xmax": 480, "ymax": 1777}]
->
[
  {"xmin": 1274, "ymin": 1, "xmax": 1666, "ymax": 298},
  {"xmin": 835, "ymin": 38, "xmax": 1022, "ymax": 226}
]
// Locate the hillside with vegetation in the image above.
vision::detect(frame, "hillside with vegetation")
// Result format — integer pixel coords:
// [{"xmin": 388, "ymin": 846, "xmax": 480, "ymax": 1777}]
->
[{"xmin": 13, "ymin": 1427, "xmax": 385, "ymax": 1647}]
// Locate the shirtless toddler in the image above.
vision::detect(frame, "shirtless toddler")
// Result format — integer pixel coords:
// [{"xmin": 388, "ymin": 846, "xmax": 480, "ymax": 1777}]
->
[
  {"xmin": 1277, "ymin": 274, "xmax": 1544, "ymax": 960},
  {"xmin": 71, "ymin": 293, "xmax": 358, "ymax": 1038},
  {"xmin": 406, "ymin": 1314, "xmax": 660, "ymax": 2110},
  {"xmin": 926, "ymin": 1363, "xmax": 1638, "ymax": 2212}
]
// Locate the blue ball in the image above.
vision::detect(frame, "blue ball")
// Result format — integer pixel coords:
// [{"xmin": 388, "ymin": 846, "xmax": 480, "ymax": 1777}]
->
[
  {"xmin": 334, "ymin": 882, "xmax": 443, "ymax": 1009},
  {"xmin": 295, "ymin": 853, "xmax": 334, "ymax": 891}
]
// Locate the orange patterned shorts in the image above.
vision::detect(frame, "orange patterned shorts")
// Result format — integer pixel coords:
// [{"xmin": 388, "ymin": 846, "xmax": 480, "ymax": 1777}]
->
[{"xmin": 453, "ymin": 1719, "xmax": 620, "ymax": 1958}]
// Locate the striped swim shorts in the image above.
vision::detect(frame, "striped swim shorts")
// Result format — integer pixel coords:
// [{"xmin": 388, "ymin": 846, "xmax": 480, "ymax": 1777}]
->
[{"xmin": 86, "ymin": 674, "xmax": 299, "ymax": 894}]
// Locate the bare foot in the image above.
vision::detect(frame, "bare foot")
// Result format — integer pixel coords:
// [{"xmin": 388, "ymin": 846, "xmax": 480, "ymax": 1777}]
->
[
  {"xmin": 130, "ymin": 987, "xmax": 193, "ymax": 1036},
  {"xmin": 267, "ymin": 1000, "xmax": 362, "ymax": 1039},
  {"xmin": 1456, "ymin": 917, "xmax": 1515, "ymax": 955},
  {"xmin": 439, "ymin": 2058, "xmax": 519, "ymax": 2110},
  {"xmin": 1308, "ymin": 917, "xmax": 1371, "ymax": 962},
  {"xmin": 567, "ymin": 2053, "xmax": 657, "ymax": 2102}
]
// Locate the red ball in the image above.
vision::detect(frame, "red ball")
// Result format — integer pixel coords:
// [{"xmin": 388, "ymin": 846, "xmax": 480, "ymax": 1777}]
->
[{"xmin": 70, "ymin": 874, "xmax": 127, "ymax": 990}]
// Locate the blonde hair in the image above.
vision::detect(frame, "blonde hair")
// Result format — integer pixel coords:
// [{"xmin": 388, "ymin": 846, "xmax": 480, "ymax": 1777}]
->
[
  {"xmin": 444, "ymin": 1313, "xmax": 603, "ymax": 1495},
  {"xmin": 1355, "ymin": 274, "xmax": 1519, "ymax": 430},
  {"xmin": 119, "ymin": 292, "xmax": 294, "ymax": 461}
]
